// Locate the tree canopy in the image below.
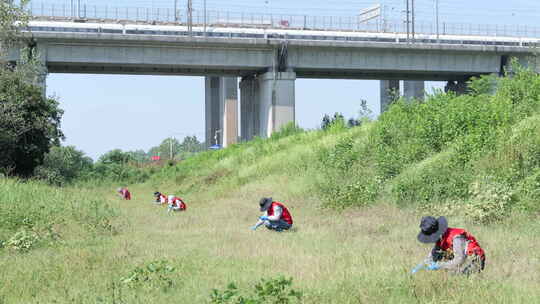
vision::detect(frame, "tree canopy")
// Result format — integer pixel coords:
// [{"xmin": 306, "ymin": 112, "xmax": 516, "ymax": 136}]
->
[{"xmin": 0, "ymin": 0, "xmax": 64, "ymax": 177}]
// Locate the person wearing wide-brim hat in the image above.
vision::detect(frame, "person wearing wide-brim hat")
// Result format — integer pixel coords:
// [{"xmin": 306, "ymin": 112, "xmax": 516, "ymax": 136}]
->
[
  {"xmin": 413, "ymin": 216, "xmax": 486, "ymax": 275},
  {"xmin": 250, "ymin": 197, "xmax": 293, "ymax": 231}
]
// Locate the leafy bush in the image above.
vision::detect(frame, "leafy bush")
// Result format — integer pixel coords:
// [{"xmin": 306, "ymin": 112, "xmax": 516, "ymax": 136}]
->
[
  {"xmin": 4, "ymin": 229, "xmax": 39, "ymax": 252},
  {"xmin": 464, "ymin": 178, "xmax": 515, "ymax": 223},
  {"xmin": 120, "ymin": 260, "xmax": 176, "ymax": 291},
  {"xmin": 98, "ymin": 149, "xmax": 135, "ymax": 165},
  {"xmin": 0, "ymin": 67, "xmax": 64, "ymax": 177},
  {"xmin": 34, "ymin": 145, "xmax": 93, "ymax": 185},
  {"xmin": 209, "ymin": 276, "xmax": 302, "ymax": 304},
  {"xmin": 388, "ymin": 150, "xmax": 471, "ymax": 205}
]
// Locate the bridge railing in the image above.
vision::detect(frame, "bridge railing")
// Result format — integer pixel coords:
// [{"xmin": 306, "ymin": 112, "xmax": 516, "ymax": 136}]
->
[{"xmin": 28, "ymin": 2, "xmax": 540, "ymax": 39}]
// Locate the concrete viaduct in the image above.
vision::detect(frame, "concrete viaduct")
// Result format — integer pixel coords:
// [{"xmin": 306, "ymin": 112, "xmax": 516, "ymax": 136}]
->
[{"xmin": 8, "ymin": 24, "xmax": 539, "ymax": 147}]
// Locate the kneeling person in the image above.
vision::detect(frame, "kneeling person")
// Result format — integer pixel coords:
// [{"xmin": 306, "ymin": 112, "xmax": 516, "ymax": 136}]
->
[
  {"xmin": 167, "ymin": 195, "xmax": 186, "ymax": 212},
  {"xmin": 251, "ymin": 197, "xmax": 293, "ymax": 231},
  {"xmin": 117, "ymin": 187, "xmax": 131, "ymax": 200},
  {"xmin": 154, "ymin": 191, "xmax": 168, "ymax": 205},
  {"xmin": 415, "ymin": 216, "xmax": 486, "ymax": 275}
]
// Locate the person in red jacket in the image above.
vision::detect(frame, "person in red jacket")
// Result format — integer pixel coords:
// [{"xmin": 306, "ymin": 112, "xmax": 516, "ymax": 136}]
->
[
  {"xmin": 116, "ymin": 187, "xmax": 131, "ymax": 200},
  {"xmin": 153, "ymin": 191, "xmax": 168, "ymax": 205},
  {"xmin": 167, "ymin": 195, "xmax": 186, "ymax": 212},
  {"xmin": 251, "ymin": 197, "xmax": 293, "ymax": 232},
  {"xmin": 414, "ymin": 216, "xmax": 486, "ymax": 275}
]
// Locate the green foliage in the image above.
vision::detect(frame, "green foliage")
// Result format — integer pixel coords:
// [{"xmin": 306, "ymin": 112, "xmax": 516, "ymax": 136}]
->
[
  {"xmin": 4, "ymin": 229, "xmax": 39, "ymax": 253},
  {"xmin": 34, "ymin": 145, "xmax": 93, "ymax": 185},
  {"xmin": 98, "ymin": 149, "xmax": 135, "ymax": 165},
  {"xmin": 209, "ymin": 276, "xmax": 302, "ymax": 304},
  {"xmin": 270, "ymin": 122, "xmax": 304, "ymax": 140},
  {"xmin": 147, "ymin": 135, "xmax": 205, "ymax": 161},
  {"xmin": 83, "ymin": 162, "xmax": 151, "ymax": 184},
  {"xmin": 388, "ymin": 150, "xmax": 471, "ymax": 205},
  {"xmin": 0, "ymin": 68, "xmax": 64, "ymax": 177},
  {"xmin": 120, "ymin": 260, "xmax": 176, "ymax": 291},
  {"xmin": 465, "ymin": 178, "xmax": 515, "ymax": 224},
  {"xmin": 0, "ymin": 179, "xmax": 117, "ymax": 251},
  {"xmin": 321, "ymin": 112, "xmax": 345, "ymax": 130},
  {"xmin": 0, "ymin": 0, "xmax": 29, "ymax": 53}
]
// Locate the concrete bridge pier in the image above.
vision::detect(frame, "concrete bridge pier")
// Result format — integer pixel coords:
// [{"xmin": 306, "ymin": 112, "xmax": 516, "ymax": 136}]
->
[
  {"xmin": 404, "ymin": 81, "xmax": 425, "ymax": 101},
  {"xmin": 239, "ymin": 76, "xmax": 260, "ymax": 141},
  {"xmin": 258, "ymin": 71, "xmax": 296, "ymax": 138},
  {"xmin": 240, "ymin": 71, "xmax": 296, "ymax": 140},
  {"xmin": 380, "ymin": 80, "xmax": 400, "ymax": 113},
  {"xmin": 205, "ymin": 76, "xmax": 238, "ymax": 148}
]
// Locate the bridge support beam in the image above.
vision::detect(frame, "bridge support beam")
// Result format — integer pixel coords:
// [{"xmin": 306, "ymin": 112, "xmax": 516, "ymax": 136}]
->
[
  {"xmin": 205, "ymin": 76, "xmax": 238, "ymax": 148},
  {"xmin": 240, "ymin": 76, "xmax": 260, "ymax": 141},
  {"xmin": 380, "ymin": 80, "xmax": 400, "ymax": 113},
  {"xmin": 404, "ymin": 81, "xmax": 424, "ymax": 101},
  {"xmin": 258, "ymin": 71, "xmax": 296, "ymax": 137}
]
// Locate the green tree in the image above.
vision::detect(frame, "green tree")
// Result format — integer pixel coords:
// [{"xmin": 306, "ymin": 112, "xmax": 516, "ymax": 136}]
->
[
  {"xmin": 148, "ymin": 137, "xmax": 182, "ymax": 160},
  {"xmin": 98, "ymin": 149, "xmax": 135, "ymax": 165},
  {"xmin": 0, "ymin": 69, "xmax": 64, "ymax": 176},
  {"xmin": 0, "ymin": 1, "xmax": 63, "ymax": 177},
  {"xmin": 0, "ymin": 0, "xmax": 29, "ymax": 56},
  {"xmin": 127, "ymin": 149, "xmax": 149, "ymax": 163},
  {"xmin": 34, "ymin": 145, "xmax": 93, "ymax": 185}
]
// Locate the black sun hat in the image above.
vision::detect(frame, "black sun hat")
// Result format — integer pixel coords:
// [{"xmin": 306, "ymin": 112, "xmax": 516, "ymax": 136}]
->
[
  {"xmin": 417, "ymin": 216, "xmax": 448, "ymax": 243},
  {"xmin": 259, "ymin": 197, "xmax": 273, "ymax": 212}
]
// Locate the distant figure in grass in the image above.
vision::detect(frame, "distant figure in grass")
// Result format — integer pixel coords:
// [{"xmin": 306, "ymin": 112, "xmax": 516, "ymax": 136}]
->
[
  {"xmin": 167, "ymin": 195, "xmax": 186, "ymax": 213},
  {"xmin": 116, "ymin": 187, "xmax": 131, "ymax": 200},
  {"xmin": 413, "ymin": 216, "xmax": 486, "ymax": 275},
  {"xmin": 154, "ymin": 191, "xmax": 168, "ymax": 205},
  {"xmin": 251, "ymin": 197, "xmax": 293, "ymax": 232}
]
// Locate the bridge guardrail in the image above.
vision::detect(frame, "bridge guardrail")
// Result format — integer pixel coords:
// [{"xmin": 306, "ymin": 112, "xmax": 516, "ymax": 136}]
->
[{"xmin": 28, "ymin": 2, "xmax": 540, "ymax": 39}]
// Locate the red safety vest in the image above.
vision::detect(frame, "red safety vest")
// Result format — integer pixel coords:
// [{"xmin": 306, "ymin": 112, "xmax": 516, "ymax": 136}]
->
[
  {"xmin": 172, "ymin": 197, "xmax": 186, "ymax": 210},
  {"xmin": 267, "ymin": 202, "xmax": 293, "ymax": 225},
  {"xmin": 436, "ymin": 228, "xmax": 485, "ymax": 258},
  {"xmin": 123, "ymin": 189, "xmax": 131, "ymax": 200}
]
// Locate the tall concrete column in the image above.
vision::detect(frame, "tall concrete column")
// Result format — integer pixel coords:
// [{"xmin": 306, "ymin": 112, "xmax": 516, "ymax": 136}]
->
[
  {"xmin": 205, "ymin": 76, "xmax": 238, "ymax": 148},
  {"xmin": 404, "ymin": 81, "xmax": 424, "ymax": 101},
  {"xmin": 380, "ymin": 80, "xmax": 399, "ymax": 113},
  {"xmin": 205, "ymin": 76, "xmax": 222, "ymax": 147},
  {"xmin": 240, "ymin": 76, "xmax": 260, "ymax": 141},
  {"xmin": 221, "ymin": 77, "xmax": 238, "ymax": 148},
  {"xmin": 258, "ymin": 71, "xmax": 296, "ymax": 138}
]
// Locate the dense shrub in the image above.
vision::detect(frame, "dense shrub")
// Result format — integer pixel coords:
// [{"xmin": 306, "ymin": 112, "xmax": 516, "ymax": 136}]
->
[
  {"xmin": 34, "ymin": 145, "xmax": 93, "ymax": 185},
  {"xmin": 316, "ymin": 61, "xmax": 540, "ymax": 220},
  {"xmin": 0, "ymin": 67, "xmax": 64, "ymax": 177}
]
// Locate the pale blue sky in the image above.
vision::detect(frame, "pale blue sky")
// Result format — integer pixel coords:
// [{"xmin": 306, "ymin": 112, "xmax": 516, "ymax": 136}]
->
[{"xmin": 41, "ymin": 0, "xmax": 540, "ymax": 159}]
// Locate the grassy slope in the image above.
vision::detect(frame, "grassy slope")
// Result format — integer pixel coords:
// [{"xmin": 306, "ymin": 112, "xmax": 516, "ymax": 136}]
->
[{"xmin": 1, "ymin": 124, "xmax": 540, "ymax": 303}]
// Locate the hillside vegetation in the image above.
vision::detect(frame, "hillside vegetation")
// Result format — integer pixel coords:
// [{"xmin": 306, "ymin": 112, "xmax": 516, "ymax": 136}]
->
[{"xmin": 1, "ymin": 64, "xmax": 540, "ymax": 303}]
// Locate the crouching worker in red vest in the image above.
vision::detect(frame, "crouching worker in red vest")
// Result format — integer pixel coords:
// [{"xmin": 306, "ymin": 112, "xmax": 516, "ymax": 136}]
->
[
  {"xmin": 167, "ymin": 195, "xmax": 186, "ymax": 213},
  {"xmin": 251, "ymin": 197, "xmax": 293, "ymax": 232},
  {"xmin": 413, "ymin": 216, "xmax": 486, "ymax": 275},
  {"xmin": 117, "ymin": 187, "xmax": 131, "ymax": 200},
  {"xmin": 154, "ymin": 191, "xmax": 168, "ymax": 205}
]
